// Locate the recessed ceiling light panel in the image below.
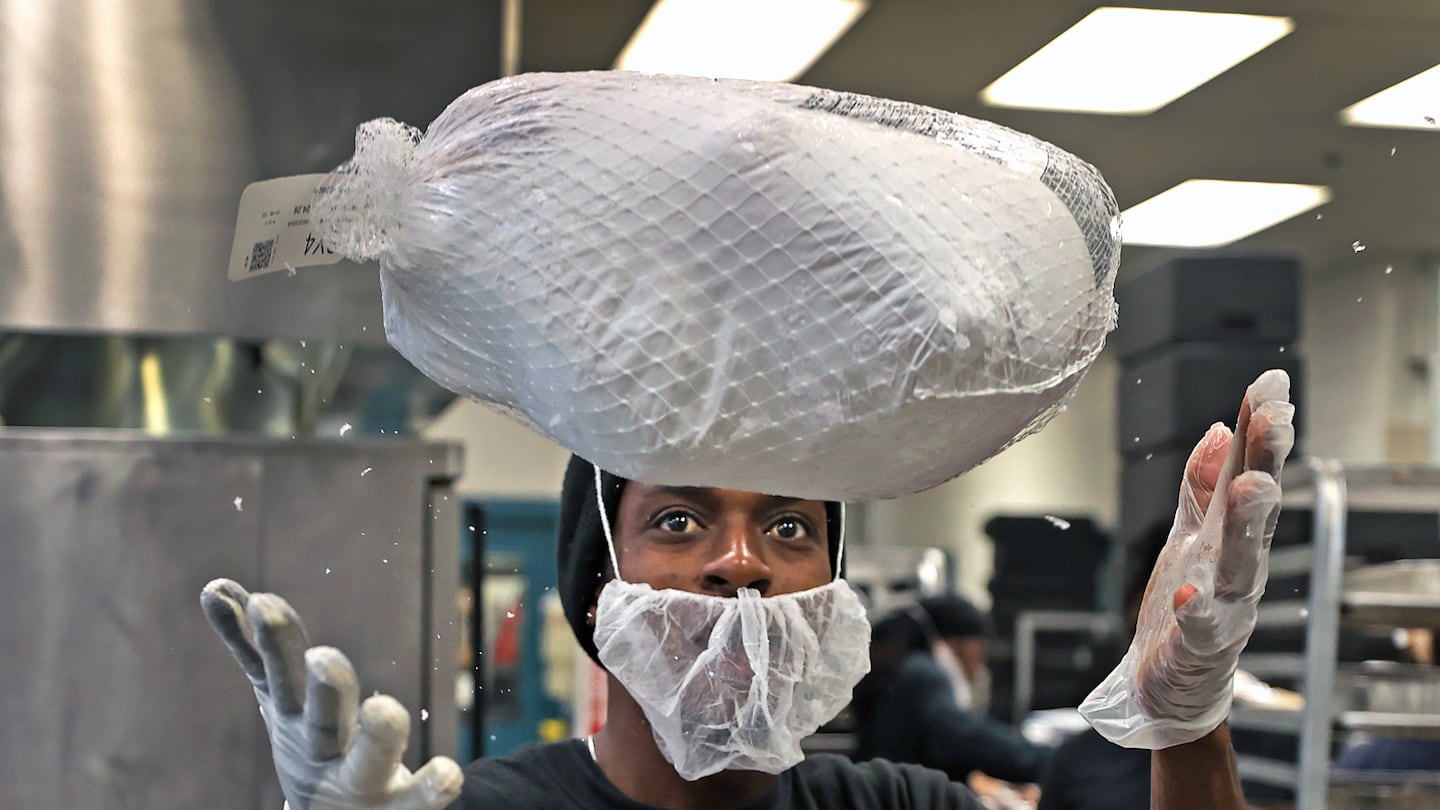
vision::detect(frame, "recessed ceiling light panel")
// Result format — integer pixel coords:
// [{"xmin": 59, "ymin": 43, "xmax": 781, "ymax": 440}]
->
[
  {"xmin": 614, "ymin": 0, "xmax": 869, "ymax": 82},
  {"xmin": 1120, "ymin": 179, "xmax": 1332, "ymax": 247},
  {"xmin": 980, "ymin": 7, "xmax": 1294, "ymax": 115}
]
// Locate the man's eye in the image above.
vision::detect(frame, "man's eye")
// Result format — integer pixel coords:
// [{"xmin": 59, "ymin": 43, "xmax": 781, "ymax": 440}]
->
[
  {"xmin": 770, "ymin": 518, "xmax": 810, "ymax": 540},
  {"xmin": 658, "ymin": 512, "xmax": 701, "ymax": 533}
]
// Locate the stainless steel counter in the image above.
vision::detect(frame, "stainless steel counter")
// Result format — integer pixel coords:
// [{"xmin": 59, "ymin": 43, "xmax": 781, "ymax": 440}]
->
[{"xmin": 0, "ymin": 428, "xmax": 463, "ymax": 809}]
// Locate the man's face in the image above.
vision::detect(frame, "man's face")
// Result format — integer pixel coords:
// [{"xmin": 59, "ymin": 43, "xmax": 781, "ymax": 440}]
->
[
  {"xmin": 612, "ymin": 482, "xmax": 832, "ymax": 597},
  {"xmin": 945, "ymin": 637, "xmax": 988, "ymax": 684}
]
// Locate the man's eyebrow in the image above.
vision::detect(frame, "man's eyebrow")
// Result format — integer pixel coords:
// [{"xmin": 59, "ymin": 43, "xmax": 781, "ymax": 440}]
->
[
  {"xmin": 646, "ymin": 485, "xmax": 712, "ymax": 499},
  {"xmin": 643, "ymin": 485, "xmax": 720, "ymax": 507},
  {"xmin": 642, "ymin": 486, "xmax": 806, "ymax": 507}
]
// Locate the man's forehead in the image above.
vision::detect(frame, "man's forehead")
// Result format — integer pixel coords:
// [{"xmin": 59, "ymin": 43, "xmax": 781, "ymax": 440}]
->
[{"xmin": 625, "ymin": 482, "xmax": 817, "ymax": 508}]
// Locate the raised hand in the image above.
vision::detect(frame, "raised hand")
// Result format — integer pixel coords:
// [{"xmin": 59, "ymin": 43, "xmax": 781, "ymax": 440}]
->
[
  {"xmin": 1081, "ymin": 369, "xmax": 1295, "ymax": 749},
  {"xmin": 201, "ymin": 579, "xmax": 463, "ymax": 809}
]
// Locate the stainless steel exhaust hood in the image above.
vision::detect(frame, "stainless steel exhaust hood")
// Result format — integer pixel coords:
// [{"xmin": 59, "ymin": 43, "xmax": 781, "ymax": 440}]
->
[{"xmin": 0, "ymin": 0, "xmax": 502, "ymax": 431}]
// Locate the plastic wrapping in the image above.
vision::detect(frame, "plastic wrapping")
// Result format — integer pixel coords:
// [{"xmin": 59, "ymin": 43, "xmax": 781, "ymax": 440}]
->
[
  {"xmin": 1080, "ymin": 370, "xmax": 1294, "ymax": 749},
  {"xmin": 593, "ymin": 579, "xmax": 871, "ymax": 780},
  {"xmin": 315, "ymin": 71, "xmax": 1120, "ymax": 501}
]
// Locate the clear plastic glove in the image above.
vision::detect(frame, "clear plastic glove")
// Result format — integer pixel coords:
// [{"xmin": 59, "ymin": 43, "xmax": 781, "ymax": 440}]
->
[
  {"xmin": 201, "ymin": 578, "xmax": 463, "ymax": 809},
  {"xmin": 1081, "ymin": 369, "xmax": 1295, "ymax": 749}
]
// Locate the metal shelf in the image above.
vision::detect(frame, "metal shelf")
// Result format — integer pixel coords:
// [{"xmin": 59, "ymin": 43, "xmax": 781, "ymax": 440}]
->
[
  {"xmin": 1239, "ymin": 652, "xmax": 1308, "ymax": 680},
  {"xmin": 1281, "ymin": 464, "xmax": 1440, "ymax": 513},
  {"xmin": 1232, "ymin": 706, "xmax": 1304, "ymax": 734},
  {"xmin": 1257, "ymin": 593, "xmax": 1440, "ymax": 629},
  {"xmin": 1342, "ymin": 592, "xmax": 1440, "ymax": 628},
  {"xmin": 1234, "ymin": 706, "xmax": 1440, "ymax": 741},
  {"xmin": 1267, "ymin": 545, "xmax": 1318, "ymax": 578},
  {"xmin": 1339, "ymin": 711, "xmax": 1440, "ymax": 738},
  {"xmin": 1252, "ymin": 460, "xmax": 1440, "ymax": 808},
  {"xmin": 1237, "ymin": 754, "xmax": 1299, "ymax": 787},
  {"xmin": 1256, "ymin": 599, "xmax": 1310, "ymax": 627}
]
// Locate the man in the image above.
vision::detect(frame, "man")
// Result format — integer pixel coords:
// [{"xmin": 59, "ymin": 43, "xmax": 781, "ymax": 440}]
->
[
  {"xmin": 202, "ymin": 376, "xmax": 1292, "ymax": 809},
  {"xmin": 854, "ymin": 596, "xmax": 1049, "ymax": 787},
  {"xmin": 915, "ymin": 596, "xmax": 994, "ymax": 717}
]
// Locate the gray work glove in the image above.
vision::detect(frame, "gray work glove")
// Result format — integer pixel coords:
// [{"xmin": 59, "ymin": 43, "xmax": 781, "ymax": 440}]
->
[{"xmin": 202, "ymin": 579, "xmax": 464, "ymax": 809}]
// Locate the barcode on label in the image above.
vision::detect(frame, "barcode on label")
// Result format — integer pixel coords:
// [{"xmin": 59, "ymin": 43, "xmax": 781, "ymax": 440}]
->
[{"xmin": 247, "ymin": 237, "xmax": 276, "ymax": 273}]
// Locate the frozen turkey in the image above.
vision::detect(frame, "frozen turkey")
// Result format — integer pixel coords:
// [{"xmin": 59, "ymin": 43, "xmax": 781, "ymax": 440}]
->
[{"xmin": 315, "ymin": 71, "xmax": 1121, "ymax": 501}]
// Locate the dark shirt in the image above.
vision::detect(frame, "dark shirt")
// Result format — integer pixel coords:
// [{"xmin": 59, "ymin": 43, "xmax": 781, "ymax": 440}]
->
[
  {"xmin": 455, "ymin": 739, "xmax": 984, "ymax": 809},
  {"xmin": 855, "ymin": 652, "xmax": 1050, "ymax": 784},
  {"xmin": 1037, "ymin": 729, "xmax": 1150, "ymax": 810}
]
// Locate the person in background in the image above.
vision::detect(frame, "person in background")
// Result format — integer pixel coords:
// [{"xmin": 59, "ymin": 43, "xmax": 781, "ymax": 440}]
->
[
  {"xmin": 1036, "ymin": 520, "xmax": 1171, "ymax": 809},
  {"xmin": 854, "ymin": 594, "xmax": 1049, "ymax": 793}
]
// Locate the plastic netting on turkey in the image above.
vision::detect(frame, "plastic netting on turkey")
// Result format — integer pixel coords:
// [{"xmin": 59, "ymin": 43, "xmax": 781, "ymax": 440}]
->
[{"xmin": 315, "ymin": 71, "xmax": 1121, "ymax": 501}]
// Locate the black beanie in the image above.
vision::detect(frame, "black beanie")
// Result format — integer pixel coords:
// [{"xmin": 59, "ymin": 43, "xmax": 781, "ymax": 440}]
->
[
  {"xmin": 917, "ymin": 594, "xmax": 993, "ymax": 641},
  {"xmin": 557, "ymin": 454, "xmax": 845, "ymax": 667}
]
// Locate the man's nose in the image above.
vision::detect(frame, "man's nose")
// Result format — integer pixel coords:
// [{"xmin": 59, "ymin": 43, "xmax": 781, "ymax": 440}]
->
[{"xmin": 701, "ymin": 524, "xmax": 773, "ymax": 597}]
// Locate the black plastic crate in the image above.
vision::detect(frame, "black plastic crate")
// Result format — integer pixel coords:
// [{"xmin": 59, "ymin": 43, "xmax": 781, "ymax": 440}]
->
[
  {"xmin": 1114, "ymin": 255, "xmax": 1301, "ymax": 360},
  {"xmin": 1118, "ymin": 343, "xmax": 1303, "ymax": 458}
]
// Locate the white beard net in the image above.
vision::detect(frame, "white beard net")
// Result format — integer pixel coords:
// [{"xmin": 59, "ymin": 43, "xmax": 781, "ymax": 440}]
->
[
  {"xmin": 593, "ymin": 579, "xmax": 871, "ymax": 781},
  {"xmin": 314, "ymin": 71, "xmax": 1121, "ymax": 502},
  {"xmin": 588, "ymin": 466, "xmax": 870, "ymax": 781}
]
